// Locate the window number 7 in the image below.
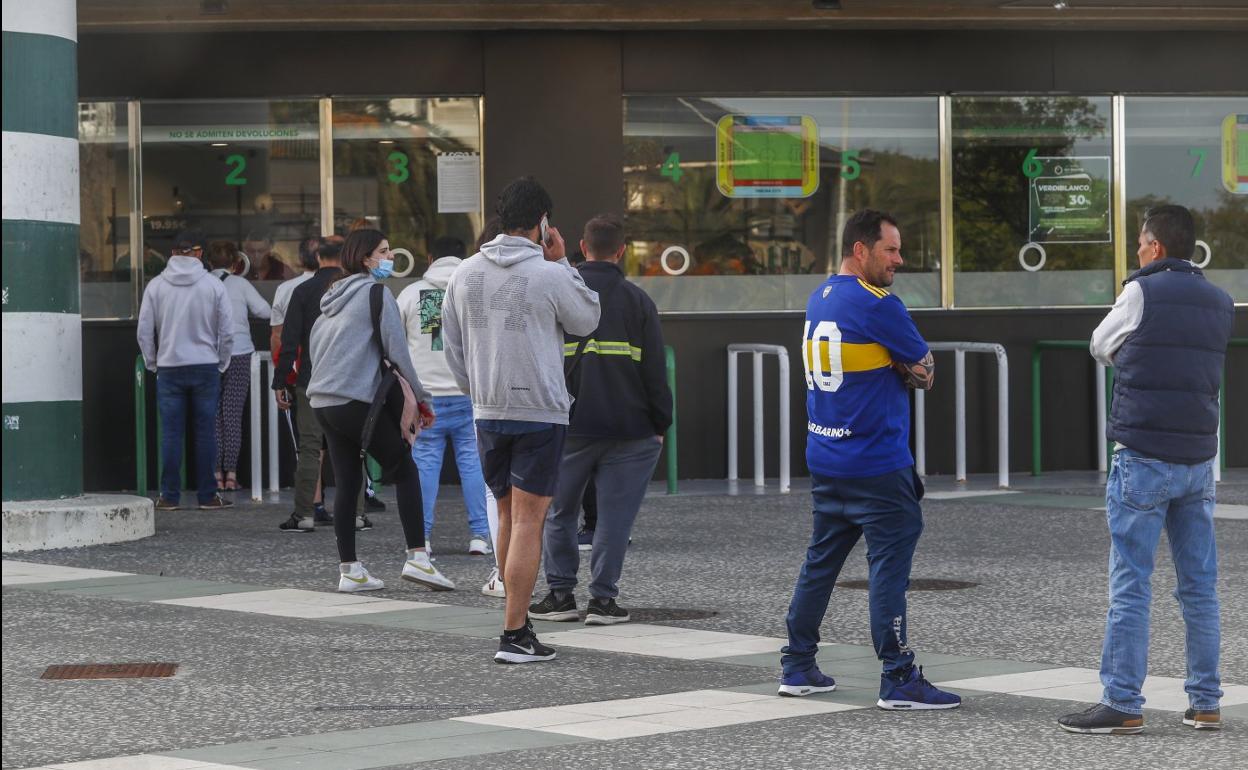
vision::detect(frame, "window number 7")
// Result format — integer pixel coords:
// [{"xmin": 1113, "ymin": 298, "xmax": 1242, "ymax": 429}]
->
[{"xmin": 1188, "ymin": 148, "xmax": 1207, "ymax": 179}]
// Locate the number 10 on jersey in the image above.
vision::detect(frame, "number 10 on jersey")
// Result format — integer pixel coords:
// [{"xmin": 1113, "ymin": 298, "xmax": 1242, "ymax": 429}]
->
[{"xmin": 803, "ymin": 320, "xmax": 844, "ymax": 393}]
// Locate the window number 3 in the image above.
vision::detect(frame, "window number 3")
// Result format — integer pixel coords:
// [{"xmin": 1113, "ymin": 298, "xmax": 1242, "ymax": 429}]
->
[
  {"xmin": 803, "ymin": 320, "xmax": 843, "ymax": 393},
  {"xmin": 387, "ymin": 151, "xmax": 410, "ymax": 184}
]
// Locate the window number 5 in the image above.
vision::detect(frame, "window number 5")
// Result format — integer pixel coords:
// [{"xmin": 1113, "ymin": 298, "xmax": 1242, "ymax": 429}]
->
[{"xmin": 803, "ymin": 320, "xmax": 843, "ymax": 393}]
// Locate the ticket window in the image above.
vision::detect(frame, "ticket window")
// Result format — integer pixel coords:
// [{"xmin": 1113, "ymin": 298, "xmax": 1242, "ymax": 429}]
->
[
  {"xmin": 79, "ymin": 101, "xmax": 134, "ymax": 318},
  {"xmin": 951, "ymin": 96, "xmax": 1116, "ymax": 307},
  {"xmin": 624, "ymin": 96, "xmax": 940, "ymax": 312},
  {"xmin": 1124, "ymin": 97, "xmax": 1248, "ymax": 303}
]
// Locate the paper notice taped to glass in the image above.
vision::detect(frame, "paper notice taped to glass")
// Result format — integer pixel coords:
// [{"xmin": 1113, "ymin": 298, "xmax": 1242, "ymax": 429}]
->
[{"xmin": 437, "ymin": 153, "xmax": 481, "ymax": 213}]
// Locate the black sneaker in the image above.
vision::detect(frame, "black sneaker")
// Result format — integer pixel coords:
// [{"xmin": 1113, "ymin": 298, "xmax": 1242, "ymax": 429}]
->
[
  {"xmin": 1183, "ymin": 708, "xmax": 1221, "ymax": 730},
  {"xmin": 1058, "ymin": 703, "xmax": 1144, "ymax": 735},
  {"xmin": 355, "ymin": 514, "xmax": 373, "ymax": 532},
  {"xmin": 585, "ymin": 597, "xmax": 630, "ymax": 626},
  {"xmin": 495, "ymin": 626, "xmax": 557, "ymax": 664},
  {"xmin": 528, "ymin": 590, "xmax": 579, "ymax": 622},
  {"xmin": 278, "ymin": 513, "xmax": 315, "ymax": 533},
  {"xmin": 154, "ymin": 496, "xmax": 179, "ymax": 511},
  {"xmin": 364, "ymin": 494, "xmax": 386, "ymax": 512},
  {"xmin": 313, "ymin": 503, "xmax": 333, "ymax": 524},
  {"xmin": 199, "ymin": 494, "xmax": 234, "ymax": 510}
]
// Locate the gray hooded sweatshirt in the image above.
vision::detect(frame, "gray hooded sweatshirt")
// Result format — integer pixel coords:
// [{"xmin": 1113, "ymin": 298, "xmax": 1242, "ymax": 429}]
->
[
  {"xmin": 442, "ymin": 234, "xmax": 600, "ymax": 424},
  {"xmin": 306, "ymin": 273, "xmax": 432, "ymax": 410},
  {"xmin": 137, "ymin": 254, "xmax": 233, "ymax": 372}
]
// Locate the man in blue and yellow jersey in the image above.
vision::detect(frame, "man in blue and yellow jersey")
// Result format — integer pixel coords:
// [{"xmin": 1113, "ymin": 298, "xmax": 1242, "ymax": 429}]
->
[{"xmin": 777, "ymin": 209, "xmax": 961, "ymax": 711}]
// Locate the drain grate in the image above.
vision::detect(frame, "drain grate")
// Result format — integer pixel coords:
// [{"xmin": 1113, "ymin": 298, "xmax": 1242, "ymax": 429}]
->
[
  {"xmin": 837, "ymin": 579, "xmax": 979, "ymax": 591},
  {"xmin": 627, "ymin": 608, "xmax": 719, "ymax": 622},
  {"xmin": 41, "ymin": 663, "xmax": 178, "ymax": 680}
]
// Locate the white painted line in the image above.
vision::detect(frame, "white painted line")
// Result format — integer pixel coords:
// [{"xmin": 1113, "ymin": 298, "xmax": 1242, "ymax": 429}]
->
[
  {"xmin": 2, "ymin": 0, "xmax": 77, "ymax": 41},
  {"xmin": 1, "ymin": 560, "xmax": 132, "ymax": 585},
  {"xmin": 2, "ymin": 313, "xmax": 84, "ymax": 403},
  {"xmin": 935, "ymin": 666, "xmax": 1099, "ymax": 693},
  {"xmin": 938, "ymin": 668, "xmax": 1248, "ymax": 708},
  {"xmin": 540, "ymin": 628, "xmax": 786, "ymax": 660},
  {"xmin": 2, "ymin": 132, "xmax": 79, "ymax": 224},
  {"xmin": 534, "ymin": 718, "xmax": 687, "ymax": 740},
  {"xmin": 42, "ymin": 756, "xmax": 252, "ymax": 770},
  {"xmin": 154, "ymin": 588, "xmax": 441, "ymax": 619},
  {"xmin": 1216, "ymin": 504, "xmax": 1248, "ymax": 521},
  {"xmin": 454, "ymin": 707, "xmax": 603, "ymax": 730},
  {"xmin": 925, "ymin": 490, "xmax": 1019, "ymax": 500}
]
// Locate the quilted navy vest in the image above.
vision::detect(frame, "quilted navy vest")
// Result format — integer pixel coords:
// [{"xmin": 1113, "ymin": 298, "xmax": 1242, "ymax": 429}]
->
[{"xmin": 1107, "ymin": 258, "xmax": 1234, "ymax": 465}]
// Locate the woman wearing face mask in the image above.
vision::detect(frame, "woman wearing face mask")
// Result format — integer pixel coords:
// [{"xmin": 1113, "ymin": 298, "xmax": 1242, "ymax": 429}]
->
[{"xmin": 306, "ymin": 229, "xmax": 454, "ymax": 592}]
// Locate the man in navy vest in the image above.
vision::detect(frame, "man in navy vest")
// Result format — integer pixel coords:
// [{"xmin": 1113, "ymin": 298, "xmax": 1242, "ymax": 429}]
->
[{"xmin": 1059, "ymin": 205, "xmax": 1234, "ymax": 735}]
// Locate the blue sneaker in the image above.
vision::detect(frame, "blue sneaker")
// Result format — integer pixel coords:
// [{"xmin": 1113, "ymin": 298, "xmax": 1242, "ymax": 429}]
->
[
  {"xmin": 878, "ymin": 665, "xmax": 961, "ymax": 710},
  {"xmin": 778, "ymin": 667, "xmax": 838, "ymax": 697}
]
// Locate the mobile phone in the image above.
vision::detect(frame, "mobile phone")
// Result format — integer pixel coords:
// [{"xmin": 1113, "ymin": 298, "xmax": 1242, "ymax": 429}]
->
[{"xmin": 540, "ymin": 215, "xmax": 550, "ymax": 245}]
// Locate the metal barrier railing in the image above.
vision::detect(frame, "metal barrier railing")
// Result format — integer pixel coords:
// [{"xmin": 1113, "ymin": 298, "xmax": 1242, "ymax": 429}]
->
[
  {"xmin": 135, "ymin": 352, "xmax": 280, "ymax": 500},
  {"xmin": 914, "ymin": 342, "xmax": 1009, "ymax": 488},
  {"xmin": 1032, "ymin": 339, "xmax": 1242, "ymax": 480},
  {"xmin": 664, "ymin": 344, "xmax": 678, "ymax": 495},
  {"xmin": 726, "ymin": 343, "xmax": 791, "ymax": 493}
]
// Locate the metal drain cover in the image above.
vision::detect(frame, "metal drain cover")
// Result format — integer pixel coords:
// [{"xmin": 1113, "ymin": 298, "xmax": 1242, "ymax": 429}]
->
[
  {"xmin": 41, "ymin": 663, "xmax": 178, "ymax": 680},
  {"xmin": 837, "ymin": 579, "xmax": 979, "ymax": 591}
]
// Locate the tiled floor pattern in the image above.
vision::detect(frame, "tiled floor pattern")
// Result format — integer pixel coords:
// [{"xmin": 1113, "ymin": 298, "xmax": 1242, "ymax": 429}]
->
[{"xmin": 7, "ymin": 557, "xmax": 1248, "ymax": 769}]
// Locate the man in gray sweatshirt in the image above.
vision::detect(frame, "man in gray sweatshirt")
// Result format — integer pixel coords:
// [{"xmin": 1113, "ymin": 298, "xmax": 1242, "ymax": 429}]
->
[
  {"xmin": 137, "ymin": 239, "xmax": 234, "ymax": 511},
  {"xmin": 443, "ymin": 177, "xmax": 600, "ymax": 663}
]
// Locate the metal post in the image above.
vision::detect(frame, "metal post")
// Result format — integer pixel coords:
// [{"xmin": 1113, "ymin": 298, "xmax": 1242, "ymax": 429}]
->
[
  {"xmin": 250, "ymin": 353, "xmax": 262, "ymax": 501},
  {"xmin": 727, "ymin": 350, "xmax": 738, "ymax": 481},
  {"xmin": 1095, "ymin": 364, "xmax": 1108, "ymax": 473},
  {"xmin": 134, "ymin": 356, "xmax": 147, "ymax": 496},
  {"xmin": 996, "ymin": 348, "xmax": 1009, "ymax": 489},
  {"xmin": 955, "ymin": 349, "xmax": 967, "ymax": 482},
  {"xmin": 753, "ymin": 351, "xmax": 765, "ymax": 488},
  {"xmin": 778, "ymin": 348, "xmax": 791, "ymax": 494},
  {"xmin": 914, "ymin": 388, "xmax": 926, "ymax": 477},
  {"xmin": 665, "ymin": 345, "xmax": 678, "ymax": 495},
  {"xmin": 266, "ymin": 359, "xmax": 279, "ymax": 495}
]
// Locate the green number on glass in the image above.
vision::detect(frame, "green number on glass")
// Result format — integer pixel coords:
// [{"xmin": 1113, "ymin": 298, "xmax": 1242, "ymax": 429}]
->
[
  {"xmin": 660, "ymin": 152, "xmax": 683, "ymax": 183},
  {"xmin": 841, "ymin": 149, "xmax": 861, "ymax": 181},
  {"xmin": 387, "ymin": 150, "xmax": 410, "ymax": 184},
  {"xmin": 225, "ymin": 154, "xmax": 248, "ymax": 186},
  {"xmin": 1188, "ymin": 148, "xmax": 1207, "ymax": 178},
  {"xmin": 1022, "ymin": 148, "xmax": 1043, "ymax": 179}
]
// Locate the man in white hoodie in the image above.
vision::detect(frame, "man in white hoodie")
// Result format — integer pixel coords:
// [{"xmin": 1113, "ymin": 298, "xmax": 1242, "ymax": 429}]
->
[
  {"xmin": 137, "ymin": 238, "xmax": 234, "ymax": 511},
  {"xmin": 443, "ymin": 177, "xmax": 600, "ymax": 663},
  {"xmin": 396, "ymin": 238, "xmax": 493, "ymax": 557}
]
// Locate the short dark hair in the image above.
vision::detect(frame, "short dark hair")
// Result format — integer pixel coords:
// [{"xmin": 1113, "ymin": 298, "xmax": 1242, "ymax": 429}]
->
[
  {"xmin": 432, "ymin": 236, "xmax": 467, "ymax": 259},
  {"xmin": 297, "ymin": 237, "xmax": 321, "ymax": 270},
  {"xmin": 476, "ymin": 215, "xmax": 502, "ymax": 251},
  {"xmin": 318, "ymin": 234, "xmax": 344, "ymax": 262},
  {"xmin": 1142, "ymin": 204, "xmax": 1195, "ymax": 261},
  {"xmin": 840, "ymin": 209, "xmax": 900, "ymax": 258},
  {"xmin": 582, "ymin": 214, "xmax": 625, "ymax": 259},
  {"xmin": 206, "ymin": 240, "xmax": 238, "ymax": 269},
  {"xmin": 339, "ymin": 228, "xmax": 386, "ymax": 277},
  {"xmin": 496, "ymin": 177, "xmax": 552, "ymax": 233}
]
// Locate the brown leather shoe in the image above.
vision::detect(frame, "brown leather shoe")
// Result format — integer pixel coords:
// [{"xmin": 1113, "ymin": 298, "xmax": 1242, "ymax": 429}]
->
[{"xmin": 1183, "ymin": 708, "xmax": 1221, "ymax": 730}]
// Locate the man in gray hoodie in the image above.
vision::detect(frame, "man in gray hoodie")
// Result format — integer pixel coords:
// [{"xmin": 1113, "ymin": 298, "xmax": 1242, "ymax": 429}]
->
[
  {"xmin": 137, "ymin": 239, "xmax": 234, "ymax": 511},
  {"xmin": 443, "ymin": 177, "xmax": 600, "ymax": 663}
]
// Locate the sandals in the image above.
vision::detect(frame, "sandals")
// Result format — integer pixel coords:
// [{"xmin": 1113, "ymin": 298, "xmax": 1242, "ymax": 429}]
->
[{"xmin": 217, "ymin": 472, "xmax": 241, "ymax": 492}]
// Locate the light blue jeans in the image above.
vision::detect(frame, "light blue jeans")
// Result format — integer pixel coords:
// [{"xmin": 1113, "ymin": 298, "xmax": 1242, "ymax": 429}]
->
[
  {"xmin": 411, "ymin": 395, "xmax": 489, "ymax": 538},
  {"xmin": 1100, "ymin": 447, "xmax": 1222, "ymax": 714}
]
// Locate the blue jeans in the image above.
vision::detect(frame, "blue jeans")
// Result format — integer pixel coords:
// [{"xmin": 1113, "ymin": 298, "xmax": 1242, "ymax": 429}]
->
[
  {"xmin": 411, "ymin": 395, "xmax": 489, "ymax": 537},
  {"xmin": 782, "ymin": 467, "xmax": 923, "ymax": 677},
  {"xmin": 156, "ymin": 364, "xmax": 221, "ymax": 504},
  {"xmin": 1100, "ymin": 448, "xmax": 1222, "ymax": 714}
]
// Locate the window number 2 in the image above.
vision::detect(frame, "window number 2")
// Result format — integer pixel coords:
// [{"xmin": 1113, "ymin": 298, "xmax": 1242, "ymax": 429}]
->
[
  {"xmin": 225, "ymin": 154, "xmax": 247, "ymax": 186},
  {"xmin": 803, "ymin": 320, "xmax": 843, "ymax": 393}
]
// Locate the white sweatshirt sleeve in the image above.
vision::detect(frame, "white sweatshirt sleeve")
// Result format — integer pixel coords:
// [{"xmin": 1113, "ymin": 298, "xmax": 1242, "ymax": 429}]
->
[{"xmin": 1090, "ymin": 281, "xmax": 1143, "ymax": 367}]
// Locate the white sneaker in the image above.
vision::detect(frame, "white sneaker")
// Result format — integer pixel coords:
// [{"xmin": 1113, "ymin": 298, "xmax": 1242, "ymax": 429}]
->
[
  {"xmin": 481, "ymin": 566, "xmax": 506, "ymax": 598},
  {"xmin": 468, "ymin": 536, "xmax": 493, "ymax": 556},
  {"xmin": 402, "ymin": 550, "xmax": 455, "ymax": 591},
  {"xmin": 338, "ymin": 562, "xmax": 384, "ymax": 593}
]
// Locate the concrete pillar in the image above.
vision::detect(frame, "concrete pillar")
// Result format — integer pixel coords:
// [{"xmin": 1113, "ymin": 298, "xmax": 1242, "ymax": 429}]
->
[{"xmin": 2, "ymin": 1, "xmax": 83, "ymax": 501}]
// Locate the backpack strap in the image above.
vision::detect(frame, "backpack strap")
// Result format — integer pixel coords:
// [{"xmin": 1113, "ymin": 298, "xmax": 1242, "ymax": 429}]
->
[{"xmin": 359, "ymin": 283, "xmax": 393, "ymax": 458}]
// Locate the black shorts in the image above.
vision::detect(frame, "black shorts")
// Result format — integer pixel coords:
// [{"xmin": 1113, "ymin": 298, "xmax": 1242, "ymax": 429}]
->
[{"xmin": 477, "ymin": 424, "xmax": 567, "ymax": 499}]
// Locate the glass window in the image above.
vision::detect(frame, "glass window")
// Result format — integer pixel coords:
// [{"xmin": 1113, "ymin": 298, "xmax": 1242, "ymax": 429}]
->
[
  {"xmin": 952, "ymin": 96, "xmax": 1115, "ymax": 307},
  {"xmin": 140, "ymin": 99, "xmax": 321, "ymax": 291},
  {"xmin": 332, "ymin": 98, "xmax": 483, "ymax": 280},
  {"xmin": 1124, "ymin": 97, "xmax": 1248, "ymax": 303},
  {"xmin": 79, "ymin": 101, "xmax": 134, "ymax": 318},
  {"xmin": 624, "ymin": 97, "xmax": 940, "ymax": 312}
]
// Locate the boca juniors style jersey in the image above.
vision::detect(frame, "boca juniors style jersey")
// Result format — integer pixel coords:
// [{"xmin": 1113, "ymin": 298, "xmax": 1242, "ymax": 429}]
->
[{"xmin": 802, "ymin": 275, "xmax": 929, "ymax": 478}]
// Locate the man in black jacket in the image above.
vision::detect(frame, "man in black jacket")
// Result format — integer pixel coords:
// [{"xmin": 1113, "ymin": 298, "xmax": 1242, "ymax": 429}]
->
[{"xmin": 528, "ymin": 214, "xmax": 672, "ymax": 626}]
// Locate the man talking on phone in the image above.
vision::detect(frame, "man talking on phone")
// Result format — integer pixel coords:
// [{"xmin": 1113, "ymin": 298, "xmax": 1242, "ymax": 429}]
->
[{"xmin": 443, "ymin": 177, "xmax": 600, "ymax": 663}]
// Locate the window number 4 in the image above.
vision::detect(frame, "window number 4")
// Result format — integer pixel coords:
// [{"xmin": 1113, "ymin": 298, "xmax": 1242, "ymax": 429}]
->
[{"xmin": 660, "ymin": 152, "xmax": 683, "ymax": 183}]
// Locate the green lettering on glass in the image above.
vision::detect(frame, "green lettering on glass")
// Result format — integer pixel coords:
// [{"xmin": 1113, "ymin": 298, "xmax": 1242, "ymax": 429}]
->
[
  {"xmin": 225, "ymin": 154, "xmax": 248, "ymax": 186},
  {"xmin": 387, "ymin": 151, "xmax": 410, "ymax": 184},
  {"xmin": 841, "ymin": 149, "xmax": 861, "ymax": 181},
  {"xmin": 1022, "ymin": 148, "xmax": 1043, "ymax": 179},
  {"xmin": 660, "ymin": 152, "xmax": 683, "ymax": 183},
  {"xmin": 1188, "ymin": 148, "xmax": 1207, "ymax": 178}
]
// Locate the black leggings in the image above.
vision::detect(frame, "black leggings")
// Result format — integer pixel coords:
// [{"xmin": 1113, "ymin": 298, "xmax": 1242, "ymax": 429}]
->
[{"xmin": 315, "ymin": 400, "xmax": 425, "ymax": 563}]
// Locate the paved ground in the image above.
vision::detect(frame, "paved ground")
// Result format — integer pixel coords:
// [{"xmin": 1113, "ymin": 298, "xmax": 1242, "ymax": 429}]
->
[{"xmin": 3, "ymin": 471, "xmax": 1246, "ymax": 770}]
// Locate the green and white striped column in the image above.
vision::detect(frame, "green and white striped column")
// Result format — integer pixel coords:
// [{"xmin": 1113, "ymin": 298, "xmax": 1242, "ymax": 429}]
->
[{"xmin": 2, "ymin": 1, "xmax": 82, "ymax": 501}]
